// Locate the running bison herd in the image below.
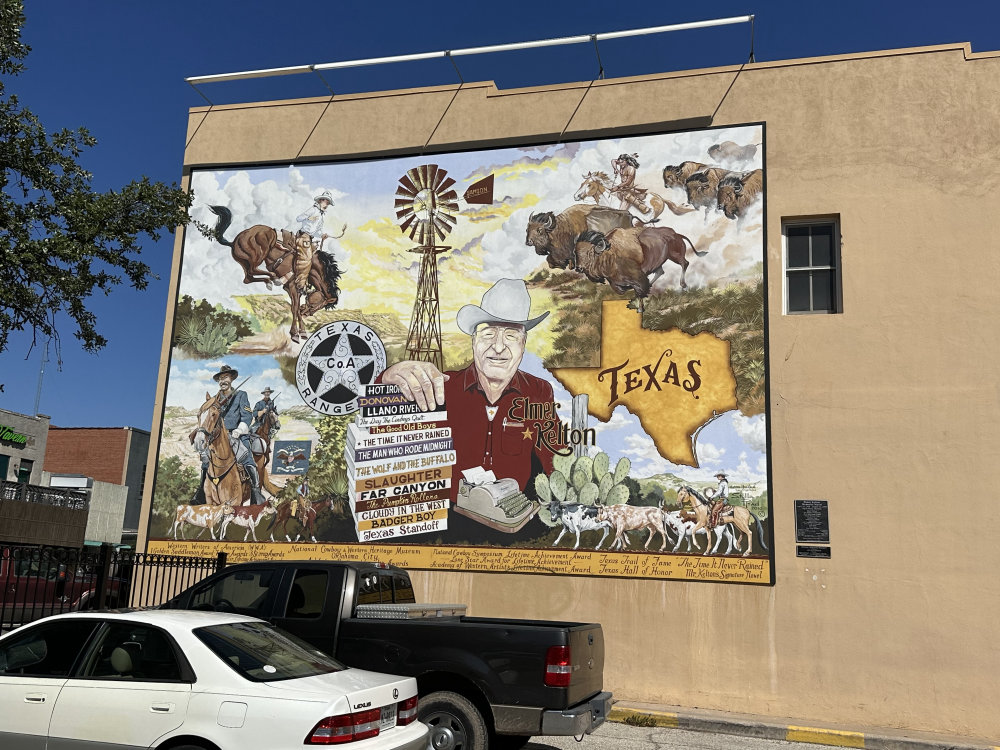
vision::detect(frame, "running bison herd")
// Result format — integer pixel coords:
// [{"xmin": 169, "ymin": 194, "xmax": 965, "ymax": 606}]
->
[{"xmin": 526, "ymin": 139, "xmax": 763, "ymax": 313}]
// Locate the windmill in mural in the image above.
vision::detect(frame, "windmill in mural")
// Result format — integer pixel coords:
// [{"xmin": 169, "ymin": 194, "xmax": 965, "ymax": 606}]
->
[{"xmin": 394, "ymin": 165, "xmax": 459, "ymax": 370}]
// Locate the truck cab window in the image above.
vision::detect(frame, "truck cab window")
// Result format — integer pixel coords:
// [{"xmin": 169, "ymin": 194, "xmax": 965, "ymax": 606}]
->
[
  {"xmin": 284, "ymin": 569, "xmax": 327, "ymax": 618},
  {"xmin": 190, "ymin": 568, "xmax": 275, "ymax": 618},
  {"xmin": 356, "ymin": 571, "xmax": 393, "ymax": 604}
]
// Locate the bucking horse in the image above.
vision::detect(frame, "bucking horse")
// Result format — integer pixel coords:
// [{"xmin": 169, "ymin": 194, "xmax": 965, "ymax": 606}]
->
[{"xmin": 208, "ymin": 205, "xmax": 343, "ymax": 342}]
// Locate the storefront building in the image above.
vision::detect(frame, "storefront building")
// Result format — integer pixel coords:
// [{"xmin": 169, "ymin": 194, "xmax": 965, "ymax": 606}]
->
[{"xmin": 140, "ymin": 42, "xmax": 1000, "ymax": 743}]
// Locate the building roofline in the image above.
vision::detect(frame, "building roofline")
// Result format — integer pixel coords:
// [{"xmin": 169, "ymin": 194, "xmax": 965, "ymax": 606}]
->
[{"xmin": 186, "ymin": 41, "xmax": 992, "ymax": 115}]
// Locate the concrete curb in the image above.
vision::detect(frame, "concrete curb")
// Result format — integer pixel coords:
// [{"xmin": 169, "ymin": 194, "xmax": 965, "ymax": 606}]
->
[{"xmin": 608, "ymin": 704, "xmax": 998, "ymax": 750}]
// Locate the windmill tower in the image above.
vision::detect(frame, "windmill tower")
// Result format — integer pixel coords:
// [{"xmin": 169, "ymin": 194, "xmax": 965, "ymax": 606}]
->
[{"xmin": 394, "ymin": 165, "xmax": 459, "ymax": 370}]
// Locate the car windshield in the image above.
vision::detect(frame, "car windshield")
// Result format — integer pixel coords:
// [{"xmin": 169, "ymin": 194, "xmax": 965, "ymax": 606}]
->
[{"xmin": 195, "ymin": 621, "xmax": 345, "ymax": 682}]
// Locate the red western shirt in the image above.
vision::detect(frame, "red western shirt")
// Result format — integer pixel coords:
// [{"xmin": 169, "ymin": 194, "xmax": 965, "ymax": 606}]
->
[{"xmin": 443, "ymin": 364, "xmax": 557, "ymax": 502}]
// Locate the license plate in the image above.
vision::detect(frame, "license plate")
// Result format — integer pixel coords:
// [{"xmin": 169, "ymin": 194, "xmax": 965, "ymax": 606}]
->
[{"xmin": 380, "ymin": 704, "xmax": 397, "ymax": 730}]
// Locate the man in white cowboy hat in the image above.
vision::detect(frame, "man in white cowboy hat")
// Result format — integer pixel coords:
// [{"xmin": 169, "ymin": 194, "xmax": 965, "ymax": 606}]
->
[
  {"xmin": 709, "ymin": 471, "xmax": 730, "ymax": 528},
  {"xmin": 251, "ymin": 386, "xmax": 280, "ymax": 438},
  {"xmin": 381, "ymin": 278, "xmax": 557, "ymax": 503},
  {"xmin": 192, "ymin": 364, "xmax": 268, "ymax": 506},
  {"xmin": 296, "ymin": 190, "xmax": 334, "ymax": 242}
]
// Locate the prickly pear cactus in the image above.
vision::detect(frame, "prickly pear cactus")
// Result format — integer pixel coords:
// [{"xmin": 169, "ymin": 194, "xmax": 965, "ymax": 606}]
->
[
  {"xmin": 592, "ymin": 452, "xmax": 610, "ymax": 481},
  {"xmin": 566, "ymin": 487, "xmax": 578, "ymax": 505},
  {"xmin": 579, "ymin": 482, "xmax": 599, "ymax": 506},
  {"xmin": 606, "ymin": 483, "xmax": 630, "ymax": 505},
  {"xmin": 613, "ymin": 457, "xmax": 631, "ymax": 485},
  {"xmin": 534, "ymin": 474, "xmax": 551, "ymax": 503},
  {"xmin": 572, "ymin": 456, "xmax": 593, "ymax": 484},
  {"xmin": 549, "ymin": 470, "xmax": 568, "ymax": 503},
  {"xmin": 598, "ymin": 473, "xmax": 614, "ymax": 503},
  {"xmin": 552, "ymin": 452, "xmax": 575, "ymax": 478}
]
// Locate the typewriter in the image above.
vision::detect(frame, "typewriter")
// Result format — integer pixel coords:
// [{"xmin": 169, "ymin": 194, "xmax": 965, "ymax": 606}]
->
[{"xmin": 453, "ymin": 467, "xmax": 537, "ymax": 532}]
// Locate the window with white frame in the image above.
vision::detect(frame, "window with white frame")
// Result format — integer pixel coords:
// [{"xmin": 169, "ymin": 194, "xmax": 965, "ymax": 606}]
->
[{"xmin": 784, "ymin": 219, "xmax": 841, "ymax": 314}]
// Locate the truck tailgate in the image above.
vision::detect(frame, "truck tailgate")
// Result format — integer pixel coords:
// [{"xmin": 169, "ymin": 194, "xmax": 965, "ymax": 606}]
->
[{"xmin": 566, "ymin": 623, "xmax": 605, "ymax": 706}]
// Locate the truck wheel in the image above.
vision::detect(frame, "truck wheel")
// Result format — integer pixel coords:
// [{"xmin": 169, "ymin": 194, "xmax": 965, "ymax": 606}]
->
[{"xmin": 420, "ymin": 691, "xmax": 487, "ymax": 750}]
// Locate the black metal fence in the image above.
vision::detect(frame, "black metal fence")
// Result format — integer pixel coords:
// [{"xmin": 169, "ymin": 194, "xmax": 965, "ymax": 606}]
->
[{"xmin": 0, "ymin": 543, "xmax": 227, "ymax": 630}]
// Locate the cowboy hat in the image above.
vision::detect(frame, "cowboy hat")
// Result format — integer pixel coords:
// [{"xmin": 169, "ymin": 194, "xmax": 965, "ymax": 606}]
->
[
  {"xmin": 261, "ymin": 387, "xmax": 274, "ymax": 395},
  {"xmin": 314, "ymin": 190, "xmax": 335, "ymax": 205},
  {"xmin": 456, "ymin": 278, "xmax": 549, "ymax": 335},
  {"xmin": 213, "ymin": 364, "xmax": 239, "ymax": 382},
  {"xmin": 715, "ymin": 472, "xmax": 728, "ymax": 479}
]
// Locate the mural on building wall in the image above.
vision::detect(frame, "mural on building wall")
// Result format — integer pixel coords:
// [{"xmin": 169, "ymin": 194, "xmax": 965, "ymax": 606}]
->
[{"xmin": 147, "ymin": 124, "xmax": 772, "ymax": 583}]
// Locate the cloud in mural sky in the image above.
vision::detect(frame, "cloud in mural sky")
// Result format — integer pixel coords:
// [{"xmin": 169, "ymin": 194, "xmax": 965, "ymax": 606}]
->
[{"xmin": 184, "ymin": 123, "xmax": 763, "ymax": 309}]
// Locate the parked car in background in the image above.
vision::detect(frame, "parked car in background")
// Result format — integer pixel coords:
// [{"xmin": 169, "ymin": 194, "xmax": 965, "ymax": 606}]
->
[
  {"xmin": 0, "ymin": 550, "xmax": 127, "ymax": 627},
  {"xmin": 0, "ymin": 609, "xmax": 428, "ymax": 750}
]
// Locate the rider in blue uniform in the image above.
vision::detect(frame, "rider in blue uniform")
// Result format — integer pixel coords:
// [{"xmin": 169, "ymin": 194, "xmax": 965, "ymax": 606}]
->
[
  {"xmin": 251, "ymin": 387, "xmax": 280, "ymax": 439},
  {"xmin": 195, "ymin": 364, "xmax": 267, "ymax": 506}
]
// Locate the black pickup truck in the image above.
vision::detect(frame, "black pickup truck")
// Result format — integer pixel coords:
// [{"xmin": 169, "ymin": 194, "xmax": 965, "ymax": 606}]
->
[{"xmin": 163, "ymin": 560, "xmax": 611, "ymax": 750}]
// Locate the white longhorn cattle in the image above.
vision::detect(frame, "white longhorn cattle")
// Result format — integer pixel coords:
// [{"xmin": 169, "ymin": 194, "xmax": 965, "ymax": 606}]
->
[
  {"xmin": 220, "ymin": 502, "xmax": 277, "ymax": 542},
  {"xmin": 170, "ymin": 504, "xmax": 232, "ymax": 541}
]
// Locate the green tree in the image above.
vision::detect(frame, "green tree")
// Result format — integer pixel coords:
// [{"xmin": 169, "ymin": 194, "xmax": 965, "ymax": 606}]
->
[
  {"xmin": 0, "ymin": 1, "xmax": 192, "ymax": 358},
  {"xmin": 152, "ymin": 456, "xmax": 199, "ymax": 517}
]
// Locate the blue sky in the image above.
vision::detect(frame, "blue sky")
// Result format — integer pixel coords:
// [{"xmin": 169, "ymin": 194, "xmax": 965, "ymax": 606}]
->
[{"xmin": 2, "ymin": 0, "xmax": 997, "ymax": 429}]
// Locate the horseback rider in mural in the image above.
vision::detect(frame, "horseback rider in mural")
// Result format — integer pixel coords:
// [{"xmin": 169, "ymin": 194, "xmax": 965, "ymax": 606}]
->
[
  {"xmin": 709, "ymin": 471, "xmax": 730, "ymax": 528},
  {"xmin": 251, "ymin": 387, "xmax": 280, "ymax": 440},
  {"xmin": 293, "ymin": 475, "xmax": 311, "ymax": 524},
  {"xmin": 610, "ymin": 153, "xmax": 647, "ymax": 213},
  {"xmin": 192, "ymin": 364, "xmax": 268, "ymax": 506}
]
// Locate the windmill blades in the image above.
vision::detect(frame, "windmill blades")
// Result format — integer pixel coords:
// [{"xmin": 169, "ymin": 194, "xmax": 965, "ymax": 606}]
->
[
  {"xmin": 396, "ymin": 174, "xmax": 418, "ymax": 196},
  {"xmin": 406, "ymin": 167, "xmax": 425, "ymax": 191},
  {"xmin": 438, "ymin": 176, "xmax": 456, "ymax": 192},
  {"xmin": 428, "ymin": 165, "xmax": 447, "ymax": 191},
  {"xmin": 399, "ymin": 214, "xmax": 417, "ymax": 236},
  {"xmin": 432, "ymin": 217, "xmax": 449, "ymax": 242},
  {"xmin": 437, "ymin": 211, "xmax": 458, "ymax": 228}
]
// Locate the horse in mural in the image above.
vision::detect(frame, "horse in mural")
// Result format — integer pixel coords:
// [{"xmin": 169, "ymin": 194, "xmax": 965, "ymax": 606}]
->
[
  {"xmin": 208, "ymin": 205, "xmax": 343, "ymax": 342},
  {"xmin": 677, "ymin": 486, "xmax": 768, "ymax": 557},
  {"xmin": 573, "ymin": 171, "xmax": 695, "ymax": 222},
  {"xmin": 268, "ymin": 498, "xmax": 333, "ymax": 543},
  {"xmin": 191, "ymin": 393, "xmax": 248, "ymax": 508}
]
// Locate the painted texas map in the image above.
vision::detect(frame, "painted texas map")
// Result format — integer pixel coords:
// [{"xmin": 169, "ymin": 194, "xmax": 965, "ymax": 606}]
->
[{"xmin": 551, "ymin": 302, "xmax": 737, "ymax": 467}]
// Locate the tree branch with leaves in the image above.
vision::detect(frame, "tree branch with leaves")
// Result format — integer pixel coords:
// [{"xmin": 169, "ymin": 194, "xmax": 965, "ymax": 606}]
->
[{"xmin": 0, "ymin": 0, "xmax": 192, "ymax": 364}]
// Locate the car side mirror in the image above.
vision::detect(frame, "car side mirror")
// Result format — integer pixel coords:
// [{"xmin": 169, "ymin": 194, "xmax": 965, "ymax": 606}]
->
[{"xmin": 2, "ymin": 639, "xmax": 47, "ymax": 671}]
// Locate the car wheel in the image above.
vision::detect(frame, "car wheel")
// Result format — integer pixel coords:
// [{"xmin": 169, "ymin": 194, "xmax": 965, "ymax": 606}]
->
[
  {"xmin": 490, "ymin": 733, "xmax": 531, "ymax": 750},
  {"xmin": 420, "ymin": 691, "xmax": 487, "ymax": 750}
]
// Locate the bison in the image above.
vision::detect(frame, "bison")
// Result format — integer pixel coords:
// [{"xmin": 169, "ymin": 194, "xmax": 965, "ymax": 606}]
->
[
  {"xmin": 716, "ymin": 169, "xmax": 764, "ymax": 220},
  {"xmin": 525, "ymin": 204, "xmax": 635, "ymax": 270},
  {"xmin": 707, "ymin": 140, "xmax": 759, "ymax": 168},
  {"xmin": 662, "ymin": 161, "xmax": 708, "ymax": 190},
  {"xmin": 574, "ymin": 225, "xmax": 707, "ymax": 312},
  {"xmin": 684, "ymin": 167, "xmax": 735, "ymax": 217}
]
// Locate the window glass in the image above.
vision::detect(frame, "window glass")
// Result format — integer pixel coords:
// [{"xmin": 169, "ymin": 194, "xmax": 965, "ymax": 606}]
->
[
  {"xmin": 356, "ymin": 570, "xmax": 392, "ymax": 604},
  {"xmin": 82, "ymin": 622, "xmax": 182, "ymax": 681},
  {"xmin": 812, "ymin": 270, "xmax": 834, "ymax": 311},
  {"xmin": 190, "ymin": 568, "xmax": 275, "ymax": 617},
  {"xmin": 810, "ymin": 225, "xmax": 834, "ymax": 266},
  {"xmin": 785, "ymin": 219, "xmax": 841, "ymax": 314},
  {"xmin": 787, "ymin": 273, "xmax": 811, "ymax": 312},
  {"xmin": 393, "ymin": 574, "xmax": 416, "ymax": 604},
  {"xmin": 16, "ymin": 459, "xmax": 33, "ymax": 484},
  {"xmin": 285, "ymin": 569, "xmax": 327, "ymax": 619},
  {"xmin": 0, "ymin": 619, "xmax": 98, "ymax": 677},
  {"xmin": 786, "ymin": 226, "xmax": 811, "ymax": 267},
  {"xmin": 196, "ymin": 621, "xmax": 344, "ymax": 682}
]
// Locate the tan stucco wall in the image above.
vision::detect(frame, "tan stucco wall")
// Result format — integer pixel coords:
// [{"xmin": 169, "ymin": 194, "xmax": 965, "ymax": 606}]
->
[{"xmin": 149, "ymin": 43, "xmax": 1000, "ymax": 741}]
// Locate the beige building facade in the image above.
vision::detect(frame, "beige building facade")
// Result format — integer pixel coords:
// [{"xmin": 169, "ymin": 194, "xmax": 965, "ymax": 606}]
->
[{"xmin": 141, "ymin": 43, "xmax": 1000, "ymax": 742}]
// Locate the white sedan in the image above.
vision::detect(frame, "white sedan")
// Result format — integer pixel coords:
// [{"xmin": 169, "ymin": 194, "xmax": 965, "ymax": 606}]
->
[{"xmin": 0, "ymin": 609, "xmax": 429, "ymax": 750}]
